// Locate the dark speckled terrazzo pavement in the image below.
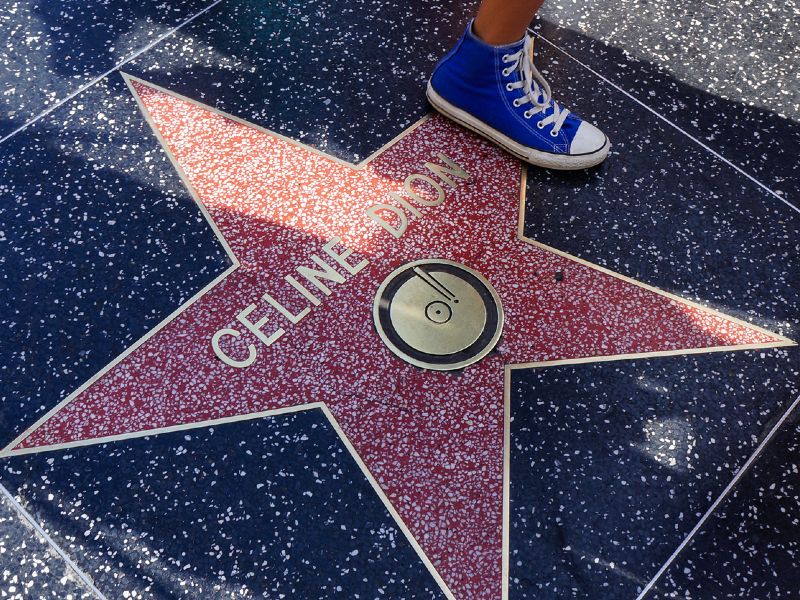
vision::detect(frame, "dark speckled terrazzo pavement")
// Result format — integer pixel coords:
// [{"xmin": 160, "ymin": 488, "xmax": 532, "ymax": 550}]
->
[
  {"xmin": 122, "ymin": 0, "xmax": 475, "ymax": 162},
  {"xmin": 529, "ymin": 14, "xmax": 800, "ymax": 208},
  {"xmin": 652, "ymin": 408, "xmax": 800, "ymax": 599},
  {"xmin": 508, "ymin": 350, "xmax": 799, "ymax": 599},
  {"xmin": 0, "ymin": 491, "xmax": 95, "ymax": 598},
  {"xmin": 0, "ymin": 75, "xmax": 231, "ymax": 448},
  {"xmin": 2, "ymin": 410, "xmax": 446, "ymax": 600},
  {"xmin": 1, "ymin": 0, "xmax": 799, "ymax": 598},
  {"xmin": 523, "ymin": 37, "xmax": 800, "ymax": 340},
  {"xmin": 0, "ymin": 0, "xmax": 221, "ymax": 139}
]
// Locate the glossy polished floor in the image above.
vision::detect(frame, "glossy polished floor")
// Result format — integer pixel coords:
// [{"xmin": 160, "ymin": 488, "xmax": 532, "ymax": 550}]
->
[{"xmin": 1, "ymin": 1, "xmax": 798, "ymax": 599}]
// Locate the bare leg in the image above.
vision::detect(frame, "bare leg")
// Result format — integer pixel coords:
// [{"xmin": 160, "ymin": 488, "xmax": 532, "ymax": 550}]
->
[{"xmin": 473, "ymin": 0, "xmax": 546, "ymax": 45}]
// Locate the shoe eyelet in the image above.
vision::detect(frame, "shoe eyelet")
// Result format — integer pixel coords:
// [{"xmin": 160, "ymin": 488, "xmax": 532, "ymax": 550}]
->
[
  {"xmin": 536, "ymin": 121, "xmax": 545, "ymax": 129},
  {"xmin": 549, "ymin": 130, "xmax": 559, "ymax": 137},
  {"xmin": 513, "ymin": 99, "xmax": 521, "ymax": 107},
  {"xmin": 502, "ymin": 54, "xmax": 511, "ymax": 63},
  {"xmin": 506, "ymin": 83, "xmax": 514, "ymax": 91},
  {"xmin": 502, "ymin": 68, "xmax": 512, "ymax": 77},
  {"xmin": 523, "ymin": 111, "xmax": 533, "ymax": 119}
]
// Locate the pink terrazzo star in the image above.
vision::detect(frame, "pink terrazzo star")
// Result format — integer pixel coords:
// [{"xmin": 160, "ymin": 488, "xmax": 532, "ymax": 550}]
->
[{"xmin": 11, "ymin": 78, "xmax": 787, "ymax": 600}]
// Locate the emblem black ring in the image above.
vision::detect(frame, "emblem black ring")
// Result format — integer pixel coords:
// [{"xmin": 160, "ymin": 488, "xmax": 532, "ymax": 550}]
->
[{"xmin": 373, "ymin": 259, "xmax": 504, "ymax": 370}]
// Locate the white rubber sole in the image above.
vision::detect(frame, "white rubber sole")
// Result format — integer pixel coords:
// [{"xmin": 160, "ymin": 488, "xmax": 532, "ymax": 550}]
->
[{"xmin": 426, "ymin": 82, "xmax": 610, "ymax": 170}]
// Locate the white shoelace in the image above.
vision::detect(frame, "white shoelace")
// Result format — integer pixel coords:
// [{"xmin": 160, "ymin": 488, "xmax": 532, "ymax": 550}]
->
[{"xmin": 501, "ymin": 36, "xmax": 570, "ymax": 136}]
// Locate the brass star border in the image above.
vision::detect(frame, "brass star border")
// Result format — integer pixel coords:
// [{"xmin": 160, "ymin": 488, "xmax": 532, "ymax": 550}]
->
[{"xmin": 1, "ymin": 74, "xmax": 793, "ymax": 600}]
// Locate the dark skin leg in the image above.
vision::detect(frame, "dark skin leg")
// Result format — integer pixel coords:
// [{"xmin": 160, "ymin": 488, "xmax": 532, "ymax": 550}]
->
[{"xmin": 473, "ymin": 0, "xmax": 546, "ymax": 45}]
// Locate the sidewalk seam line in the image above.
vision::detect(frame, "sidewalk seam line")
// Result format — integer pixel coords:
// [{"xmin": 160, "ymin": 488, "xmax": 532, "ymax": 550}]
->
[
  {"xmin": 0, "ymin": 481, "xmax": 109, "ymax": 600},
  {"xmin": 529, "ymin": 29, "xmax": 800, "ymax": 216},
  {"xmin": 635, "ymin": 392, "xmax": 800, "ymax": 600},
  {"xmin": 0, "ymin": 0, "xmax": 227, "ymax": 146}
]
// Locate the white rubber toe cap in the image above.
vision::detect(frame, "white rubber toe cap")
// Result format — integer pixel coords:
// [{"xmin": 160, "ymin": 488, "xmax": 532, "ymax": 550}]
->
[{"xmin": 569, "ymin": 121, "xmax": 607, "ymax": 155}]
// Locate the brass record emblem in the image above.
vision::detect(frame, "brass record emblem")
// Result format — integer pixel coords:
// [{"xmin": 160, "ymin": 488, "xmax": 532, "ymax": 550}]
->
[{"xmin": 373, "ymin": 259, "xmax": 504, "ymax": 370}]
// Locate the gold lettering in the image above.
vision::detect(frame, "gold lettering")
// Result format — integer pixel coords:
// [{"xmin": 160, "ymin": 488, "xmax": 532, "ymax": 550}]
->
[
  {"xmin": 365, "ymin": 204, "xmax": 408, "ymax": 238},
  {"xmin": 285, "ymin": 274, "xmax": 321, "ymax": 306},
  {"xmin": 388, "ymin": 191, "xmax": 423, "ymax": 218},
  {"xmin": 297, "ymin": 255, "xmax": 346, "ymax": 295},
  {"xmin": 404, "ymin": 174, "xmax": 445, "ymax": 206},
  {"xmin": 261, "ymin": 292, "xmax": 311, "ymax": 324},
  {"xmin": 425, "ymin": 153, "xmax": 471, "ymax": 188},
  {"xmin": 211, "ymin": 328, "xmax": 257, "ymax": 368},
  {"xmin": 323, "ymin": 236, "xmax": 369, "ymax": 275},
  {"xmin": 236, "ymin": 303, "xmax": 285, "ymax": 346}
]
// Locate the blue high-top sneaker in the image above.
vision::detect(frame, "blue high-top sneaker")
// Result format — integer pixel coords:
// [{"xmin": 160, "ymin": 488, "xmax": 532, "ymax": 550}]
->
[{"xmin": 427, "ymin": 21, "xmax": 609, "ymax": 170}]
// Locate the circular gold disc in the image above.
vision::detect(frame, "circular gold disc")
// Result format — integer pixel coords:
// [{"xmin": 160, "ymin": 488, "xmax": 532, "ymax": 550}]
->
[
  {"xmin": 390, "ymin": 272, "xmax": 486, "ymax": 355},
  {"xmin": 373, "ymin": 259, "xmax": 504, "ymax": 371}
]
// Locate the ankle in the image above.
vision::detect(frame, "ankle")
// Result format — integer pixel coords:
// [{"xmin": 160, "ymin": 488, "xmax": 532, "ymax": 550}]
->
[{"xmin": 471, "ymin": 19, "xmax": 527, "ymax": 47}]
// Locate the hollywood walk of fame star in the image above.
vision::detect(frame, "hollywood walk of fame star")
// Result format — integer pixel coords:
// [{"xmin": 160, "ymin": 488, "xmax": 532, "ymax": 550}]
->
[{"xmin": 2, "ymin": 76, "xmax": 791, "ymax": 600}]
